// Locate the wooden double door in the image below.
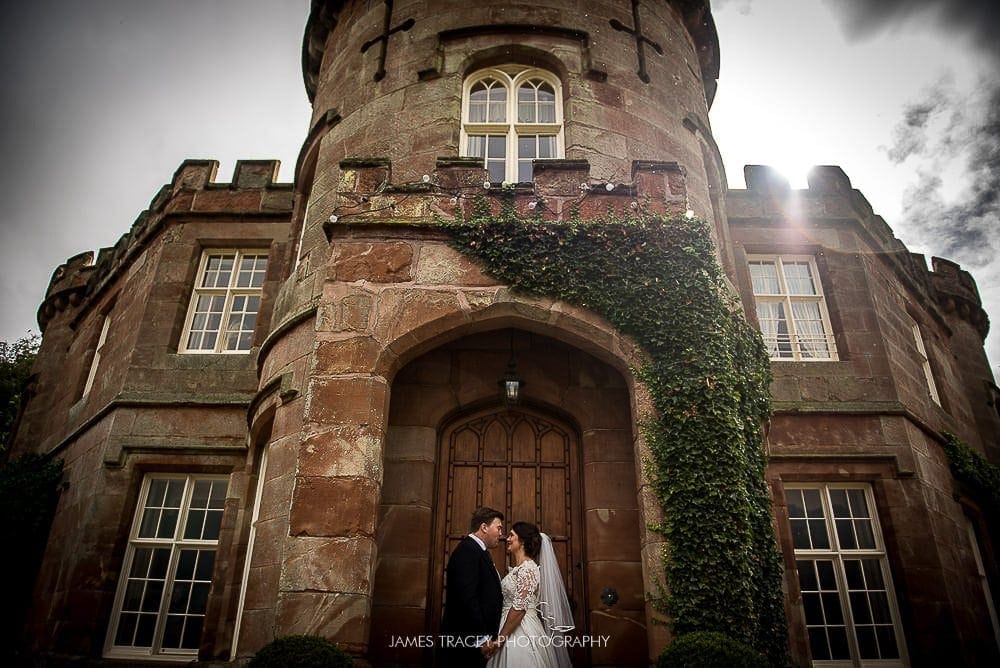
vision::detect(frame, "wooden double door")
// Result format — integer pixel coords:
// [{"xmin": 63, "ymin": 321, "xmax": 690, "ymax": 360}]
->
[{"xmin": 430, "ymin": 405, "xmax": 586, "ymax": 657}]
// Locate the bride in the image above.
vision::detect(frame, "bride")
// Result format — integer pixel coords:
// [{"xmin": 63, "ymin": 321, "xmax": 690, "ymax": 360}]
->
[{"xmin": 486, "ymin": 522, "xmax": 574, "ymax": 668}]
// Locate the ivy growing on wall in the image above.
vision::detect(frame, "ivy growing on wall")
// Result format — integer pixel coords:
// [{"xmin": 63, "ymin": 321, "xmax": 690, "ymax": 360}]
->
[
  {"xmin": 941, "ymin": 432, "xmax": 1000, "ymax": 520},
  {"xmin": 442, "ymin": 198, "xmax": 788, "ymax": 664}
]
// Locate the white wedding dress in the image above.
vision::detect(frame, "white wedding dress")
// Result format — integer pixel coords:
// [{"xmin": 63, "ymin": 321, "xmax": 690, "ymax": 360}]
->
[{"xmin": 487, "ymin": 558, "xmax": 568, "ymax": 668}]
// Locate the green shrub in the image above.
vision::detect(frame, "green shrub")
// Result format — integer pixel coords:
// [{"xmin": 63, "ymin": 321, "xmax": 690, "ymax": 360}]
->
[
  {"xmin": 249, "ymin": 635, "xmax": 353, "ymax": 668},
  {"xmin": 0, "ymin": 451, "xmax": 62, "ymax": 659},
  {"xmin": 658, "ymin": 631, "xmax": 768, "ymax": 668}
]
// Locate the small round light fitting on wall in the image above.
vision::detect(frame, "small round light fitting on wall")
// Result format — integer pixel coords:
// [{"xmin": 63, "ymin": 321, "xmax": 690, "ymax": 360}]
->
[
  {"xmin": 605, "ymin": 182, "xmax": 615, "ymax": 192},
  {"xmin": 328, "ymin": 214, "xmax": 338, "ymax": 223}
]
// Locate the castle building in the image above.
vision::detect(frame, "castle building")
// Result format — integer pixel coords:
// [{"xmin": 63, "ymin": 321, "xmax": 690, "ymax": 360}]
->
[{"xmin": 10, "ymin": 1, "xmax": 1000, "ymax": 666}]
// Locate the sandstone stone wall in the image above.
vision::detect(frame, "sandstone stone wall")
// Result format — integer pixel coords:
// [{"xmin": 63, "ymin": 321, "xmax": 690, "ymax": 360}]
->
[
  {"xmin": 729, "ymin": 165, "xmax": 1000, "ymax": 666},
  {"xmin": 11, "ymin": 160, "xmax": 293, "ymax": 659}
]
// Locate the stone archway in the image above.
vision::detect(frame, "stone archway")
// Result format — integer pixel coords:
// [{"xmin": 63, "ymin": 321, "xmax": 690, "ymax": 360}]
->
[{"xmin": 369, "ymin": 328, "xmax": 649, "ymax": 667}]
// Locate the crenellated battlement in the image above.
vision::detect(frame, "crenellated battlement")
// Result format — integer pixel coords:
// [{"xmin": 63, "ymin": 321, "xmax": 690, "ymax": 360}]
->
[
  {"xmin": 37, "ymin": 159, "xmax": 293, "ymax": 332},
  {"xmin": 322, "ymin": 156, "xmax": 691, "ymax": 241},
  {"xmin": 930, "ymin": 257, "xmax": 990, "ymax": 337},
  {"xmin": 728, "ymin": 163, "xmax": 989, "ymax": 338}
]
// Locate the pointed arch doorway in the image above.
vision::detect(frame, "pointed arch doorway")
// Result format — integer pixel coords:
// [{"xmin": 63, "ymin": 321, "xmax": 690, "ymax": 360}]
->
[
  {"xmin": 430, "ymin": 404, "xmax": 587, "ymax": 662},
  {"xmin": 371, "ymin": 328, "xmax": 649, "ymax": 666}
]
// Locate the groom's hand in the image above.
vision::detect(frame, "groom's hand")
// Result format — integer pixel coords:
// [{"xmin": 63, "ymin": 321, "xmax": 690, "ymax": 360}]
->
[{"xmin": 480, "ymin": 639, "xmax": 500, "ymax": 658}]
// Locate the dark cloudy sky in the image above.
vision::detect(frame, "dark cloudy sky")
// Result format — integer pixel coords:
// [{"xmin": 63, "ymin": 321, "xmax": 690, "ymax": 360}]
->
[{"xmin": 1, "ymin": 0, "xmax": 997, "ymax": 378}]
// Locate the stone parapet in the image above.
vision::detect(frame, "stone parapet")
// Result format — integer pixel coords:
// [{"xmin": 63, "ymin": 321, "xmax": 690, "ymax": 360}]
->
[
  {"xmin": 37, "ymin": 159, "xmax": 293, "ymax": 333},
  {"xmin": 37, "ymin": 251, "xmax": 95, "ymax": 328},
  {"xmin": 930, "ymin": 257, "xmax": 990, "ymax": 338},
  {"xmin": 301, "ymin": 1, "xmax": 719, "ymax": 105},
  {"xmin": 730, "ymin": 164, "xmax": 989, "ymax": 340},
  {"xmin": 322, "ymin": 156, "xmax": 690, "ymax": 237}
]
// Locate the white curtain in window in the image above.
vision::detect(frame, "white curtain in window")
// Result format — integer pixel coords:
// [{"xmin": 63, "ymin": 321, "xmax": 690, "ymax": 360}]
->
[
  {"xmin": 517, "ymin": 80, "xmax": 556, "ymax": 123},
  {"xmin": 784, "ymin": 262, "xmax": 817, "ymax": 295},
  {"xmin": 469, "ymin": 79, "xmax": 506, "ymax": 122},
  {"xmin": 791, "ymin": 301, "xmax": 830, "ymax": 357},
  {"xmin": 750, "ymin": 262, "xmax": 780, "ymax": 294},
  {"xmin": 756, "ymin": 301, "xmax": 788, "ymax": 356}
]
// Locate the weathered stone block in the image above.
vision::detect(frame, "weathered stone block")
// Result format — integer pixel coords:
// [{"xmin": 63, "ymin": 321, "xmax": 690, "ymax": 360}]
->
[
  {"xmin": 304, "ymin": 375, "xmax": 388, "ymax": 426},
  {"xmin": 280, "ymin": 535, "xmax": 375, "ymax": 594},
  {"xmin": 532, "ymin": 159, "xmax": 590, "ymax": 197},
  {"xmin": 234, "ymin": 160, "xmax": 280, "ymax": 188},
  {"xmin": 289, "ymin": 476, "xmax": 379, "ymax": 537},
  {"xmin": 172, "ymin": 159, "xmax": 218, "ymax": 191},
  {"xmin": 339, "ymin": 158, "xmax": 390, "ymax": 193},
  {"xmin": 585, "ymin": 461, "xmax": 639, "ymax": 508},
  {"xmin": 306, "ymin": 423, "xmax": 383, "ymax": 478},
  {"xmin": 371, "ymin": 556, "xmax": 430, "ymax": 607},
  {"xmin": 413, "ymin": 243, "xmax": 496, "ymax": 286},
  {"xmin": 242, "ymin": 562, "xmax": 282, "ymax": 610},
  {"xmin": 585, "ymin": 560, "xmax": 646, "ymax": 610},
  {"xmin": 274, "ymin": 590, "xmax": 371, "ymax": 649},
  {"xmin": 385, "ymin": 425, "xmax": 437, "ymax": 460},
  {"xmin": 192, "ymin": 188, "xmax": 263, "ymax": 212},
  {"xmin": 377, "ymin": 504, "xmax": 433, "ymax": 557},
  {"xmin": 332, "ymin": 241, "xmax": 413, "ymax": 282},
  {"xmin": 434, "ymin": 157, "xmax": 488, "ymax": 190},
  {"xmin": 581, "ymin": 429, "xmax": 633, "ymax": 464},
  {"xmin": 234, "ymin": 608, "xmax": 276, "ymax": 657},
  {"xmin": 332, "ymin": 292, "xmax": 375, "ymax": 332},
  {"xmin": 381, "ymin": 459, "xmax": 435, "ymax": 506},
  {"xmin": 377, "ymin": 288, "xmax": 464, "ymax": 344},
  {"xmin": 385, "ymin": 383, "xmax": 455, "ymax": 427},
  {"xmin": 588, "ymin": 608, "xmax": 648, "ymax": 666},
  {"xmin": 585, "ymin": 508, "xmax": 641, "ymax": 561},
  {"xmin": 313, "ymin": 336, "xmax": 381, "ymax": 374}
]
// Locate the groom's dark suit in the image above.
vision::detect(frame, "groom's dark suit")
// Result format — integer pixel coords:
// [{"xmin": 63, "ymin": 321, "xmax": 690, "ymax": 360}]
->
[{"xmin": 438, "ymin": 535, "xmax": 503, "ymax": 667}]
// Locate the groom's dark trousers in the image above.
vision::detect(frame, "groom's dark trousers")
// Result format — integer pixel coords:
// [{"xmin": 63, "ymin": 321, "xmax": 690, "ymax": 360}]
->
[{"xmin": 438, "ymin": 536, "xmax": 503, "ymax": 667}]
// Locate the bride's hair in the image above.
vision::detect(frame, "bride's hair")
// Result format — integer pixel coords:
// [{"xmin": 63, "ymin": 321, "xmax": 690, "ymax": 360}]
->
[{"xmin": 512, "ymin": 521, "xmax": 542, "ymax": 559}]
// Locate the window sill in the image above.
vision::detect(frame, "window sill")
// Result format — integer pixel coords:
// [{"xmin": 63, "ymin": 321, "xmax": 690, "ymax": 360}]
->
[{"xmin": 103, "ymin": 649, "xmax": 197, "ymax": 663}]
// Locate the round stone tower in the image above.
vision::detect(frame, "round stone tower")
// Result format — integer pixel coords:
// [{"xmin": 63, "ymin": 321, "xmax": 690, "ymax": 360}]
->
[
  {"xmin": 287, "ymin": 0, "xmax": 724, "ymax": 296},
  {"xmin": 245, "ymin": 2, "xmax": 722, "ymax": 665}
]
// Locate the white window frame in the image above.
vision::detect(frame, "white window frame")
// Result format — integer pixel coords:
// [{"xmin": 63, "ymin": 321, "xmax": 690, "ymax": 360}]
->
[
  {"xmin": 230, "ymin": 444, "xmax": 269, "ymax": 659},
  {"xmin": 179, "ymin": 249, "xmax": 268, "ymax": 354},
  {"xmin": 82, "ymin": 313, "xmax": 111, "ymax": 397},
  {"xmin": 786, "ymin": 483, "xmax": 908, "ymax": 666},
  {"xmin": 911, "ymin": 322, "xmax": 941, "ymax": 405},
  {"xmin": 460, "ymin": 66, "xmax": 564, "ymax": 184},
  {"xmin": 748, "ymin": 255, "xmax": 838, "ymax": 361},
  {"xmin": 105, "ymin": 474, "xmax": 229, "ymax": 660},
  {"xmin": 965, "ymin": 517, "xmax": 1000, "ymax": 652}
]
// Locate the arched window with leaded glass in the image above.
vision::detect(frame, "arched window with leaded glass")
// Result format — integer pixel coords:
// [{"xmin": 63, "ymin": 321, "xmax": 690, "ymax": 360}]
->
[{"xmin": 461, "ymin": 67, "xmax": 564, "ymax": 184}]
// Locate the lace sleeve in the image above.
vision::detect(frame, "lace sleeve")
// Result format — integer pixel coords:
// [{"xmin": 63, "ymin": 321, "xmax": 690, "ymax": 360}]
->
[{"xmin": 511, "ymin": 561, "xmax": 539, "ymax": 611}]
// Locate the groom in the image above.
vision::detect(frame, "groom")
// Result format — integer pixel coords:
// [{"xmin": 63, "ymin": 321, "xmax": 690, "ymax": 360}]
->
[{"xmin": 438, "ymin": 507, "xmax": 505, "ymax": 666}]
